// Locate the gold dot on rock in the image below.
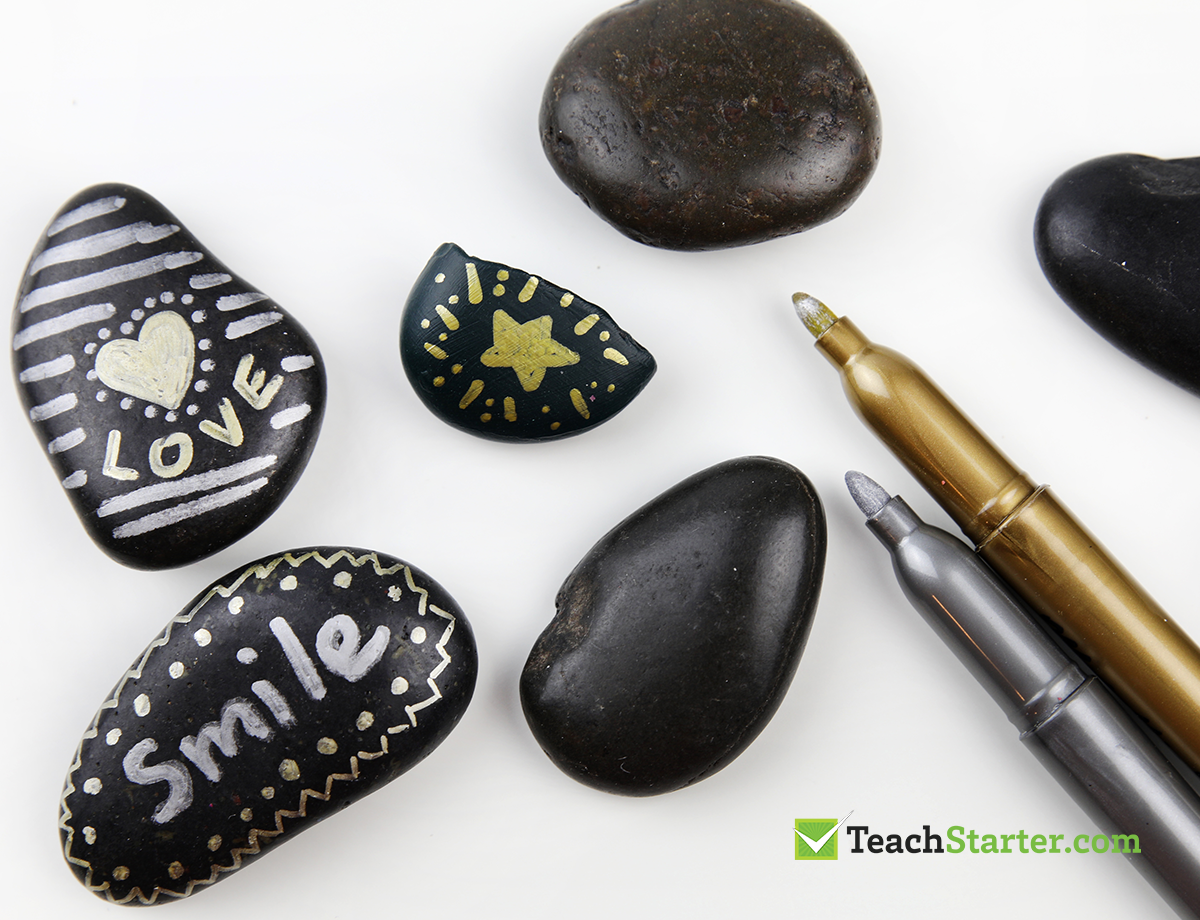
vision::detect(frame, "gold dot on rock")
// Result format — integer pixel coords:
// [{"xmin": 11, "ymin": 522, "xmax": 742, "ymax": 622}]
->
[
  {"xmin": 551, "ymin": 421, "xmax": 561, "ymax": 430},
  {"xmin": 439, "ymin": 332, "xmax": 447, "ymax": 341},
  {"xmin": 334, "ymin": 571, "xmax": 352, "ymax": 588},
  {"xmin": 497, "ymin": 270, "xmax": 509, "ymax": 281},
  {"xmin": 608, "ymin": 384, "xmax": 616, "ymax": 392},
  {"xmin": 435, "ymin": 273, "xmax": 446, "ymax": 283},
  {"xmin": 449, "ymin": 294, "xmax": 459, "ymax": 304},
  {"xmin": 168, "ymin": 861, "xmax": 185, "ymax": 880},
  {"xmin": 485, "ymin": 398, "xmax": 494, "ymax": 406},
  {"xmin": 600, "ymin": 330, "xmax": 611, "ymax": 341},
  {"xmin": 480, "ymin": 413, "xmax": 492, "ymax": 422},
  {"xmin": 279, "ymin": 759, "xmax": 300, "ymax": 781},
  {"xmin": 493, "ymin": 284, "xmax": 505, "ymax": 297},
  {"xmin": 421, "ymin": 319, "xmax": 431, "ymax": 328},
  {"xmin": 357, "ymin": 711, "xmax": 375, "ymax": 730},
  {"xmin": 207, "ymin": 836, "xmax": 222, "ymax": 851},
  {"xmin": 433, "ymin": 376, "xmax": 445, "ymax": 387},
  {"xmin": 261, "ymin": 786, "xmax": 275, "ymax": 799},
  {"xmin": 541, "ymin": 405, "xmax": 550, "ymax": 413},
  {"xmin": 240, "ymin": 808, "xmax": 253, "ymax": 822},
  {"xmin": 317, "ymin": 737, "xmax": 338, "ymax": 755},
  {"xmin": 451, "ymin": 364, "xmax": 463, "ymax": 374},
  {"xmin": 113, "ymin": 866, "xmax": 130, "ymax": 881}
]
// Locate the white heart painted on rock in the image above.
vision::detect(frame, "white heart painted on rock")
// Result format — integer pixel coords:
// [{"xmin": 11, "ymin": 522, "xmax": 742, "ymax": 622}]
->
[{"xmin": 95, "ymin": 311, "xmax": 195, "ymax": 409}]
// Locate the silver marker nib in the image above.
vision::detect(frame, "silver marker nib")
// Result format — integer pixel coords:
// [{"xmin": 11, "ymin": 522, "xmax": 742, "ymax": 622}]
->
[
  {"xmin": 792, "ymin": 292, "xmax": 838, "ymax": 338},
  {"xmin": 845, "ymin": 471, "xmax": 892, "ymax": 518}
]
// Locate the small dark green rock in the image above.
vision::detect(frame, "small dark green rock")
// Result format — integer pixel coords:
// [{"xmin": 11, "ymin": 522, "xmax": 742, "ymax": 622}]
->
[
  {"xmin": 520, "ymin": 456, "xmax": 826, "ymax": 795},
  {"xmin": 539, "ymin": 0, "xmax": 881, "ymax": 250},
  {"xmin": 399, "ymin": 243, "xmax": 655, "ymax": 442}
]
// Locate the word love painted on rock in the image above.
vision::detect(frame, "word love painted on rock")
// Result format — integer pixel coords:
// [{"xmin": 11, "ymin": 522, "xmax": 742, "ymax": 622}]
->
[
  {"xmin": 59, "ymin": 548, "xmax": 478, "ymax": 905},
  {"xmin": 12, "ymin": 184, "xmax": 326, "ymax": 568}
]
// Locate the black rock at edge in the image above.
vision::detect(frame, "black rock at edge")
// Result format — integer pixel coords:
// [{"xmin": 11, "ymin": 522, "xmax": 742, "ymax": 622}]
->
[{"xmin": 1034, "ymin": 153, "xmax": 1200, "ymax": 397}]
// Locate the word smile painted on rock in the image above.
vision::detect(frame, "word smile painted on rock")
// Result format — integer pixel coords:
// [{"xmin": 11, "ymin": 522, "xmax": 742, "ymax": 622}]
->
[
  {"xmin": 59, "ymin": 548, "xmax": 478, "ymax": 905},
  {"xmin": 121, "ymin": 610, "xmax": 392, "ymax": 825},
  {"xmin": 12, "ymin": 183, "xmax": 326, "ymax": 568}
]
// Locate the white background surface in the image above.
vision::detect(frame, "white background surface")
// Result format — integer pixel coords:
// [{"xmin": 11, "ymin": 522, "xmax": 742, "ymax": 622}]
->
[{"xmin": 2, "ymin": 1, "xmax": 1199, "ymax": 916}]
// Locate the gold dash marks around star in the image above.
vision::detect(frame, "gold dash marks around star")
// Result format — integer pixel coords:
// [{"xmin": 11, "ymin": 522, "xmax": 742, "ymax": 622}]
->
[{"xmin": 398, "ymin": 243, "xmax": 656, "ymax": 442}]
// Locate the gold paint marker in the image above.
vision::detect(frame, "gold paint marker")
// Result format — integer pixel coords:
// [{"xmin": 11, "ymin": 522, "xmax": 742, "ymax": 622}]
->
[{"xmin": 792, "ymin": 292, "xmax": 1200, "ymax": 772}]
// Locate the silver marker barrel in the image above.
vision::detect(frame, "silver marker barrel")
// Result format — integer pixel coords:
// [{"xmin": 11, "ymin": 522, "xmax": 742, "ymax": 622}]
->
[{"xmin": 846, "ymin": 471, "xmax": 1200, "ymax": 919}]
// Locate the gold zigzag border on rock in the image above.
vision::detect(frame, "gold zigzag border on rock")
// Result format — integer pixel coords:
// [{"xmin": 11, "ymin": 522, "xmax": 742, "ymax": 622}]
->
[{"xmin": 59, "ymin": 548, "xmax": 457, "ymax": 905}]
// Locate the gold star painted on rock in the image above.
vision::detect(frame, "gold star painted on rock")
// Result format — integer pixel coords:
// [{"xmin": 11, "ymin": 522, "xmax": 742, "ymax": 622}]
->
[{"xmin": 480, "ymin": 309, "xmax": 579, "ymax": 392}]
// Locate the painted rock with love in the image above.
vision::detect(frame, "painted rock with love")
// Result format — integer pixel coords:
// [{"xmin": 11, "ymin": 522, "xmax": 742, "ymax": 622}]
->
[
  {"xmin": 399, "ymin": 243, "xmax": 655, "ymax": 442},
  {"xmin": 520, "ymin": 456, "xmax": 826, "ymax": 795},
  {"xmin": 12, "ymin": 184, "xmax": 326, "ymax": 568},
  {"xmin": 59, "ymin": 547, "xmax": 477, "ymax": 905},
  {"xmin": 1034, "ymin": 154, "xmax": 1200, "ymax": 397}
]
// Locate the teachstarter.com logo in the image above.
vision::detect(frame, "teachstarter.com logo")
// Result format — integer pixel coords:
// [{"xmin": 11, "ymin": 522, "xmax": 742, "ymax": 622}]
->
[{"xmin": 794, "ymin": 814, "xmax": 1142, "ymax": 860}]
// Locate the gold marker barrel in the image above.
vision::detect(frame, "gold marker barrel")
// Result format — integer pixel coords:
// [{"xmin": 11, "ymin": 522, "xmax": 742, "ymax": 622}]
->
[{"xmin": 808, "ymin": 309, "xmax": 1200, "ymax": 772}]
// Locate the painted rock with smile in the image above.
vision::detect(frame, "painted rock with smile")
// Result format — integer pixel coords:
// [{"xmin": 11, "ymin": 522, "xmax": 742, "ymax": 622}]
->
[
  {"xmin": 12, "ymin": 184, "xmax": 326, "ymax": 569},
  {"xmin": 59, "ymin": 547, "xmax": 477, "ymax": 905},
  {"xmin": 520, "ymin": 456, "xmax": 826, "ymax": 795},
  {"xmin": 399, "ymin": 243, "xmax": 656, "ymax": 441}
]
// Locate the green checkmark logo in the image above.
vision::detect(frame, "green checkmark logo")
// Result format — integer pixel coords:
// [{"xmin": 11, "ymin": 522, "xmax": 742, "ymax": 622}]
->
[{"xmin": 795, "ymin": 811, "xmax": 854, "ymax": 860}]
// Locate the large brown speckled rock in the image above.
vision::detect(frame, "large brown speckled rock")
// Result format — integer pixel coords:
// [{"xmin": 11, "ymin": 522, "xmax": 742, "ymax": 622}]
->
[{"xmin": 540, "ymin": 0, "xmax": 881, "ymax": 250}]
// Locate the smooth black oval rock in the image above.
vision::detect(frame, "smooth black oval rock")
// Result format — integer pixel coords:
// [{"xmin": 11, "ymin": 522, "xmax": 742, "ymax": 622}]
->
[
  {"xmin": 400, "ymin": 243, "xmax": 655, "ymax": 441},
  {"xmin": 540, "ymin": 0, "xmax": 881, "ymax": 250},
  {"xmin": 520, "ymin": 456, "xmax": 825, "ymax": 795},
  {"xmin": 59, "ymin": 547, "xmax": 477, "ymax": 905},
  {"xmin": 12, "ymin": 184, "xmax": 326, "ymax": 568},
  {"xmin": 1035, "ymin": 153, "xmax": 1200, "ymax": 397}
]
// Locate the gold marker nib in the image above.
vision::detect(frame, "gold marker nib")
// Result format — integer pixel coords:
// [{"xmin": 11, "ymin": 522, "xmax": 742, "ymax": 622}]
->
[{"xmin": 792, "ymin": 292, "xmax": 839, "ymax": 338}]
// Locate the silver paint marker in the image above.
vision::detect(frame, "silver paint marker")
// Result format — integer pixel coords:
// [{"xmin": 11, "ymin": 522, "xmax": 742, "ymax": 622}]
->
[{"xmin": 846, "ymin": 471, "xmax": 1200, "ymax": 919}]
